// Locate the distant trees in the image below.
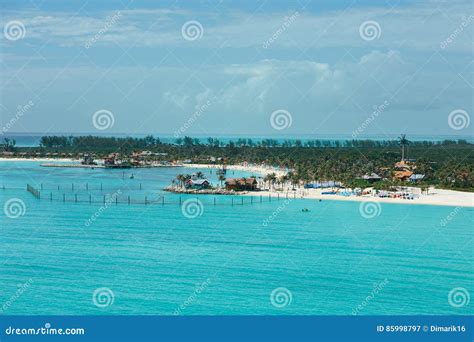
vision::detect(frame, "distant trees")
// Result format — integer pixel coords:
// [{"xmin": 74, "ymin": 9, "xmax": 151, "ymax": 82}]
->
[
  {"xmin": 13, "ymin": 134, "xmax": 474, "ymax": 191},
  {"xmin": 1, "ymin": 138, "xmax": 16, "ymax": 152}
]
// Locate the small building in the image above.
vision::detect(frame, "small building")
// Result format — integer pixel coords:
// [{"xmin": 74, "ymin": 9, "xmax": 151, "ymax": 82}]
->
[
  {"xmin": 360, "ymin": 173, "xmax": 382, "ymax": 183},
  {"xmin": 394, "ymin": 170, "xmax": 413, "ymax": 182},
  {"xmin": 104, "ymin": 156, "xmax": 116, "ymax": 166},
  {"xmin": 409, "ymin": 174, "xmax": 425, "ymax": 183},
  {"xmin": 225, "ymin": 178, "xmax": 258, "ymax": 191},
  {"xmin": 394, "ymin": 160, "xmax": 414, "ymax": 170},
  {"xmin": 81, "ymin": 154, "xmax": 97, "ymax": 165},
  {"xmin": 185, "ymin": 179, "xmax": 210, "ymax": 189}
]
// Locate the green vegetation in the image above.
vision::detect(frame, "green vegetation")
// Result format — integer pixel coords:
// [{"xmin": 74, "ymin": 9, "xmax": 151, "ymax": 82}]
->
[{"xmin": 2, "ymin": 135, "xmax": 473, "ymax": 191}]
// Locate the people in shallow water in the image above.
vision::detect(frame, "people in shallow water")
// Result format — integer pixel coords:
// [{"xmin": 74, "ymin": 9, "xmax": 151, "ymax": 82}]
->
[{"xmin": 302, "ymin": 208, "xmax": 310, "ymax": 212}]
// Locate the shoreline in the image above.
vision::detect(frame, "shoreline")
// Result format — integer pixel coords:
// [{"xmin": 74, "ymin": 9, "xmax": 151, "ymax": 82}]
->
[
  {"xmin": 185, "ymin": 163, "xmax": 288, "ymax": 177},
  {"xmin": 2, "ymin": 159, "xmax": 473, "ymax": 207},
  {"xmin": 187, "ymin": 163, "xmax": 474, "ymax": 208},
  {"xmin": 240, "ymin": 188, "xmax": 474, "ymax": 208}
]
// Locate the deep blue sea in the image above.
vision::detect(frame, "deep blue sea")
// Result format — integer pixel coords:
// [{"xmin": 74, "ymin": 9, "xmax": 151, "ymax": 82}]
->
[{"xmin": 0, "ymin": 161, "xmax": 472, "ymax": 315}]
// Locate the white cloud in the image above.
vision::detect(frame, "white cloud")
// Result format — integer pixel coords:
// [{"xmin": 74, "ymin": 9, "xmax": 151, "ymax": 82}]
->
[{"xmin": 0, "ymin": 1, "xmax": 471, "ymax": 51}]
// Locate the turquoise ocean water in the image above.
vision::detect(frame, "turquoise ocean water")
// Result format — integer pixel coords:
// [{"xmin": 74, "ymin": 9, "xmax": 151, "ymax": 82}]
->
[{"xmin": 0, "ymin": 161, "xmax": 472, "ymax": 315}]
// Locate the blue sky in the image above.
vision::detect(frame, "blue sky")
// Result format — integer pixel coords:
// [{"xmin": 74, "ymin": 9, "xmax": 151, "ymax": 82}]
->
[{"xmin": 0, "ymin": 0, "xmax": 472, "ymax": 137}]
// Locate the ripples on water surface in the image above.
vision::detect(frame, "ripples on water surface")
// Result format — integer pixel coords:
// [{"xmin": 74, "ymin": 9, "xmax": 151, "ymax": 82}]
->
[{"xmin": 0, "ymin": 162, "xmax": 472, "ymax": 315}]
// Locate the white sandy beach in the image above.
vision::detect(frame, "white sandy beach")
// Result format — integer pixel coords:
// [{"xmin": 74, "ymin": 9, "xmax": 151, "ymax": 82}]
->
[
  {"xmin": 188, "ymin": 163, "xmax": 474, "ymax": 207},
  {"xmin": 242, "ymin": 187, "xmax": 474, "ymax": 208},
  {"xmin": 2, "ymin": 159, "xmax": 473, "ymax": 207},
  {"xmin": 186, "ymin": 163, "xmax": 287, "ymax": 177}
]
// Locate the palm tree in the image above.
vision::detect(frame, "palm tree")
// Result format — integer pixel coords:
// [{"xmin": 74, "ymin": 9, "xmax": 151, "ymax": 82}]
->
[
  {"xmin": 218, "ymin": 174, "xmax": 226, "ymax": 188},
  {"xmin": 268, "ymin": 173, "xmax": 277, "ymax": 190},
  {"xmin": 195, "ymin": 171, "xmax": 205, "ymax": 179},
  {"xmin": 176, "ymin": 174, "xmax": 185, "ymax": 188},
  {"xmin": 398, "ymin": 134, "xmax": 409, "ymax": 161}
]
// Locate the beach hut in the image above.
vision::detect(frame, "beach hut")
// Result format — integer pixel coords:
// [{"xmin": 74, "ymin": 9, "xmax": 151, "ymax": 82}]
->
[
  {"xmin": 394, "ymin": 170, "xmax": 413, "ymax": 182},
  {"xmin": 185, "ymin": 179, "xmax": 210, "ymax": 189},
  {"xmin": 361, "ymin": 173, "xmax": 382, "ymax": 183},
  {"xmin": 225, "ymin": 178, "xmax": 258, "ymax": 191},
  {"xmin": 409, "ymin": 174, "xmax": 425, "ymax": 183}
]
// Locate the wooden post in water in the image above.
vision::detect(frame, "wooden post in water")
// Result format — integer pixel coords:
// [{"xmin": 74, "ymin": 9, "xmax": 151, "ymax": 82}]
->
[
  {"xmin": 214, "ymin": 197, "xmax": 216, "ymax": 206},
  {"xmin": 251, "ymin": 197, "xmax": 253, "ymax": 205},
  {"xmin": 116, "ymin": 196, "xmax": 118, "ymax": 205},
  {"xmin": 231, "ymin": 198, "xmax": 234, "ymax": 206},
  {"xmin": 140, "ymin": 183, "xmax": 142, "ymax": 191},
  {"xmin": 50, "ymin": 192, "xmax": 53, "ymax": 201},
  {"xmin": 179, "ymin": 197, "xmax": 182, "ymax": 205},
  {"xmin": 128, "ymin": 196, "xmax": 130, "ymax": 205},
  {"xmin": 269, "ymin": 194, "xmax": 271, "ymax": 202},
  {"xmin": 89, "ymin": 194, "xmax": 92, "ymax": 204},
  {"xmin": 241, "ymin": 197, "xmax": 243, "ymax": 205},
  {"xmin": 75, "ymin": 194, "xmax": 77, "ymax": 203},
  {"xmin": 103, "ymin": 195, "xmax": 106, "ymax": 204},
  {"xmin": 162, "ymin": 196, "xmax": 164, "ymax": 206},
  {"xmin": 63, "ymin": 194, "xmax": 65, "ymax": 202},
  {"xmin": 260, "ymin": 195, "xmax": 262, "ymax": 203},
  {"xmin": 145, "ymin": 196, "xmax": 147, "ymax": 205},
  {"xmin": 100, "ymin": 183, "xmax": 103, "ymax": 191}
]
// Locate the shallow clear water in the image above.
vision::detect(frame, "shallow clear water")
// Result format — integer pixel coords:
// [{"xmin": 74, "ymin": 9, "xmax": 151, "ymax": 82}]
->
[{"xmin": 0, "ymin": 161, "xmax": 472, "ymax": 315}]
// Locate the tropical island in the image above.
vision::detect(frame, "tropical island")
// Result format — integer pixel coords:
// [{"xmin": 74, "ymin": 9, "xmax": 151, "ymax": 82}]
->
[{"xmin": 1, "ymin": 135, "xmax": 473, "ymax": 206}]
